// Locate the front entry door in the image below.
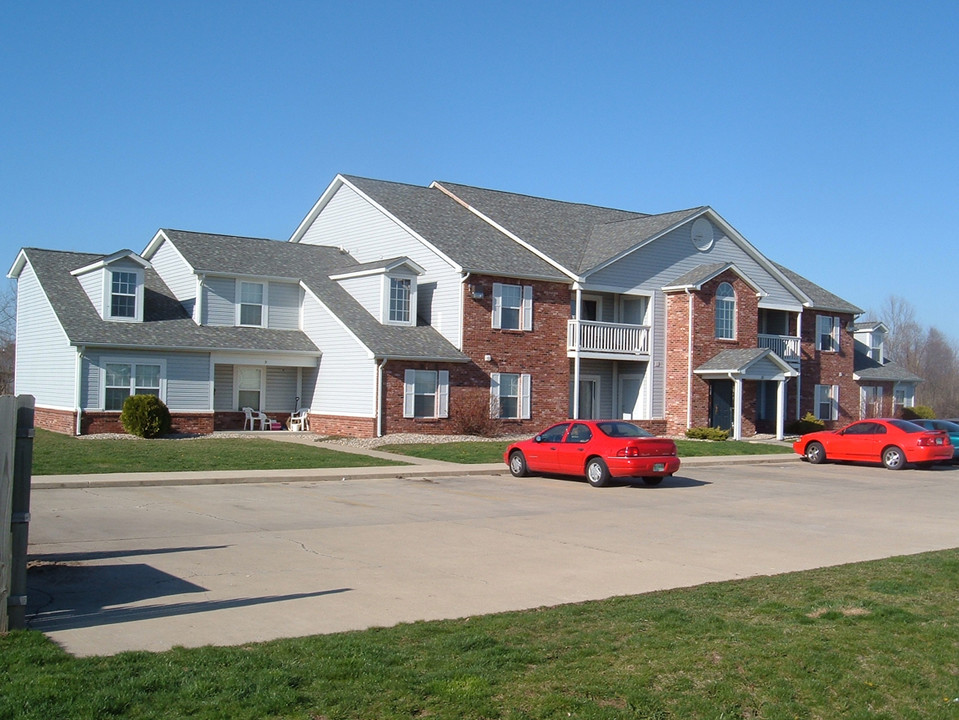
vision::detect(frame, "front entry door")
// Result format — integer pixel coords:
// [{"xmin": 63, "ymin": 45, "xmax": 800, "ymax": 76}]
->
[
  {"xmin": 619, "ymin": 372, "xmax": 646, "ymax": 419},
  {"xmin": 710, "ymin": 380, "xmax": 734, "ymax": 431}
]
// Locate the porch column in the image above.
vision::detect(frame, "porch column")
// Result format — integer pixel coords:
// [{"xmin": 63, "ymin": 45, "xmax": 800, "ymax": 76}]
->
[
  {"xmin": 733, "ymin": 377, "xmax": 743, "ymax": 441},
  {"xmin": 776, "ymin": 378, "xmax": 786, "ymax": 440},
  {"xmin": 573, "ymin": 288, "xmax": 582, "ymax": 419}
]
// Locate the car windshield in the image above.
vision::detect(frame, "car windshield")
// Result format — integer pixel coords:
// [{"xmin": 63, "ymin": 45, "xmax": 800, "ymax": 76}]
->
[{"xmin": 597, "ymin": 422, "xmax": 653, "ymax": 438}]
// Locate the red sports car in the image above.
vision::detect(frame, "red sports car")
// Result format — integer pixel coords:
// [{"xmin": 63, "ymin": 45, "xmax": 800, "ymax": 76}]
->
[
  {"xmin": 793, "ymin": 418, "xmax": 953, "ymax": 470},
  {"xmin": 504, "ymin": 420, "xmax": 681, "ymax": 487}
]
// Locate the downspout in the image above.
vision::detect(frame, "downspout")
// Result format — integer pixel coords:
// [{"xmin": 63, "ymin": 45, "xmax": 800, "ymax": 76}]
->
[
  {"xmin": 573, "ymin": 286, "xmax": 582, "ymax": 419},
  {"xmin": 459, "ymin": 272, "xmax": 471, "ymax": 351},
  {"xmin": 795, "ymin": 309, "xmax": 802, "ymax": 419},
  {"xmin": 376, "ymin": 358, "xmax": 388, "ymax": 437},
  {"xmin": 728, "ymin": 371, "xmax": 742, "ymax": 441},
  {"xmin": 196, "ymin": 273, "xmax": 206, "ymax": 324},
  {"xmin": 686, "ymin": 290, "xmax": 694, "ymax": 431},
  {"xmin": 74, "ymin": 346, "xmax": 85, "ymax": 436}
]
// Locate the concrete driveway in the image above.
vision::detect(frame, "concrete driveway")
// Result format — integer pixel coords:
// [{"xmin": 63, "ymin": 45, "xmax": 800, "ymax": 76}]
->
[{"xmin": 26, "ymin": 461, "xmax": 959, "ymax": 656}]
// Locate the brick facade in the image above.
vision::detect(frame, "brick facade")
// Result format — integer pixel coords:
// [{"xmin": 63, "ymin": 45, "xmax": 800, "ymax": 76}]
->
[
  {"xmin": 798, "ymin": 310, "xmax": 858, "ymax": 429},
  {"xmin": 34, "ymin": 407, "xmax": 77, "ymax": 435},
  {"xmin": 379, "ymin": 275, "xmax": 572, "ymax": 436},
  {"xmin": 81, "ymin": 411, "xmax": 215, "ymax": 436}
]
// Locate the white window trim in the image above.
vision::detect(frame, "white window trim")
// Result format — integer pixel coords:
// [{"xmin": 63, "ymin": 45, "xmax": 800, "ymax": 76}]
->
[
  {"xmin": 814, "ymin": 383, "xmax": 839, "ymax": 421},
  {"xmin": 383, "ymin": 274, "xmax": 417, "ymax": 327},
  {"xmin": 490, "ymin": 372, "xmax": 531, "ymax": 419},
  {"xmin": 236, "ymin": 280, "xmax": 269, "ymax": 328},
  {"xmin": 99, "ymin": 357, "xmax": 167, "ymax": 411},
  {"xmin": 816, "ymin": 315, "xmax": 841, "ymax": 352},
  {"xmin": 402, "ymin": 369, "xmax": 449, "ymax": 418},
  {"xmin": 492, "ymin": 283, "xmax": 533, "ymax": 331},
  {"xmin": 233, "ymin": 365, "xmax": 267, "ymax": 411},
  {"xmin": 103, "ymin": 268, "xmax": 145, "ymax": 323},
  {"xmin": 715, "ymin": 282, "xmax": 736, "ymax": 340}
]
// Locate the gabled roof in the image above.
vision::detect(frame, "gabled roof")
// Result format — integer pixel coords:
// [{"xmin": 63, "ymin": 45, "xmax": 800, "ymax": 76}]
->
[
  {"xmin": 297, "ymin": 175, "xmax": 569, "ymax": 282},
  {"xmin": 153, "ymin": 230, "xmax": 469, "ymax": 363},
  {"xmin": 433, "ymin": 180, "xmax": 648, "ymax": 275},
  {"xmin": 329, "ymin": 256, "xmax": 424, "ymax": 281},
  {"xmin": 70, "ymin": 249, "xmax": 151, "ymax": 276},
  {"xmin": 854, "ymin": 351, "xmax": 923, "ymax": 383},
  {"xmin": 17, "ymin": 247, "xmax": 320, "ymax": 354},
  {"xmin": 771, "ymin": 262, "xmax": 863, "ymax": 315},
  {"xmin": 694, "ymin": 348, "xmax": 798, "ymax": 378},
  {"xmin": 662, "ymin": 262, "xmax": 766, "ymax": 295}
]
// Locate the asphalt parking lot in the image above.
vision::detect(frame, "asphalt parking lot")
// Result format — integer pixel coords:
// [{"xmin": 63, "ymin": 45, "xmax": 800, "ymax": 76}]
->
[{"xmin": 26, "ymin": 461, "xmax": 959, "ymax": 656}]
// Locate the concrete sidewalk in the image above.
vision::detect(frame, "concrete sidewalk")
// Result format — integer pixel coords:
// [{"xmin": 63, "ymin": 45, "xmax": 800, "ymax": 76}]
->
[{"xmin": 32, "ymin": 438, "xmax": 799, "ymax": 489}]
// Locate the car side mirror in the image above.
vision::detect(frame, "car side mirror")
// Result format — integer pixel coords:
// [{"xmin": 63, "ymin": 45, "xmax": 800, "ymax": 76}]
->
[{"xmin": 534, "ymin": 435, "xmax": 543, "ymax": 443}]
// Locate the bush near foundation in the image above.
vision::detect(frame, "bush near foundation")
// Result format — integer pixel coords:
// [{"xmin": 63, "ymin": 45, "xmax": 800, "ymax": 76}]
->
[
  {"xmin": 120, "ymin": 394, "xmax": 172, "ymax": 438},
  {"xmin": 901, "ymin": 405, "xmax": 935, "ymax": 420},
  {"xmin": 685, "ymin": 426, "xmax": 730, "ymax": 441},
  {"xmin": 786, "ymin": 412, "xmax": 826, "ymax": 435}
]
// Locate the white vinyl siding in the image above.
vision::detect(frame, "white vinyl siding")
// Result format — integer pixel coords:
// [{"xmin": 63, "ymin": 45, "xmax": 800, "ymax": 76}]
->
[
  {"xmin": 336, "ymin": 274, "xmax": 382, "ymax": 319},
  {"xmin": 301, "ymin": 292, "xmax": 377, "ymax": 417},
  {"xmin": 204, "ymin": 277, "xmax": 299, "ymax": 329},
  {"xmin": 83, "ymin": 351, "xmax": 210, "ymax": 411},
  {"xmin": 816, "ymin": 315, "xmax": 840, "ymax": 352},
  {"xmin": 268, "ymin": 282, "xmax": 301, "ymax": 330},
  {"xmin": 237, "ymin": 281, "xmax": 266, "ymax": 327},
  {"xmin": 402, "ymin": 369, "xmax": 449, "ymax": 418},
  {"xmin": 203, "ymin": 276, "xmax": 236, "ymax": 326},
  {"xmin": 149, "ymin": 239, "xmax": 197, "ymax": 316},
  {"xmin": 13, "ymin": 263, "xmax": 78, "ymax": 408},
  {"xmin": 265, "ymin": 366, "xmax": 298, "ymax": 413},
  {"xmin": 296, "ymin": 183, "xmax": 462, "ymax": 346},
  {"xmin": 76, "ymin": 270, "xmax": 103, "ymax": 315},
  {"xmin": 815, "ymin": 384, "xmax": 839, "ymax": 421},
  {"xmin": 213, "ymin": 364, "xmax": 234, "ymax": 411},
  {"xmin": 492, "ymin": 283, "xmax": 533, "ymax": 330},
  {"xmin": 491, "ymin": 372, "xmax": 531, "ymax": 419}
]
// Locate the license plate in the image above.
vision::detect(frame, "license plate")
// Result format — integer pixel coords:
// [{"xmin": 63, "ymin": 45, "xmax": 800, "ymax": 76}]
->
[{"xmin": 653, "ymin": 463, "xmax": 665, "ymax": 472}]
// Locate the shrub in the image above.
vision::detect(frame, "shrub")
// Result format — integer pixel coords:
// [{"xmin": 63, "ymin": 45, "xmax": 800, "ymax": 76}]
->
[
  {"xmin": 450, "ymin": 391, "xmax": 501, "ymax": 437},
  {"xmin": 901, "ymin": 405, "xmax": 935, "ymax": 420},
  {"xmin": 685, "ymin": 426, "xmax": 729, "ymax": 441},
  {"xmin": 120, "ymin": 394, "xmax": 172, "ymax": 438},
  {"xmin": 786, "ymin": 412, "xmax": 826, "ymax": 435}
]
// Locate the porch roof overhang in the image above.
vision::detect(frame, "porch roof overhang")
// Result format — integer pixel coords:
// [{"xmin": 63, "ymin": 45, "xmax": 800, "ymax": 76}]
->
[
  {"xmin": 694, "ymin": 348, "xmax": 798, "ymax": 381},
  {"xmin": 210, "ymin": 351, "xmax": 321, "ymax": 368}
]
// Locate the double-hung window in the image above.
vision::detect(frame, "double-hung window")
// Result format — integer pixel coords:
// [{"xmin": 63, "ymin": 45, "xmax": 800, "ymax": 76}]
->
[
  {"xmin": 492, "ymin": 283, "xmax": 533, "ymax": 330},
  {"xmin": 389, "ymin": 277, "xmax": 412, "ymax": 324},
  {"xmin": 715, "ymin": 282, "xmax": 735, "ymax": 339},
  {"xmin": 104, "ymin": 361, "xmax": 162, "ymax": 411},
  {"xmin": 403, "ymin": 370, "xmax": 449, "ymax": 418},
  {"xmin": 816, "ymin": 315, "xmax": 840, "ymax": 352},
  {"xmin": 491, "ymin": 372, "xmax": 531, "ymax": 419},
  {"xmin": 110, "ymin": 271, "xmax": 138, "ymax": 319},
  {"xmin": 236, "ymin": 367, "xmax": 263, "ymax": 411},
  {"xmin": 814, "ymin": 384, "xmax": 839, "ymax": 421},
  {"xmin": 238, "ymin": 281, "xmax": 266, "ymax": 327}
]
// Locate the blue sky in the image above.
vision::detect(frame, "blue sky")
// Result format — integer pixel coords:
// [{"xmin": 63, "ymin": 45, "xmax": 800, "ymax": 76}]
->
[{"xmin": 3, "ymin": 1, "xmax": 958, "ymax": 342}]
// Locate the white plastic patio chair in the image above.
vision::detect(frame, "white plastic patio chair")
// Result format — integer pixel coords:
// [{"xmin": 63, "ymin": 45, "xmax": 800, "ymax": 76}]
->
[
  {"xmin": 287, "ymin": 408, "xmax": 310, "ymax": 432},
  {"xmin": 242, "ymin": 407, "xmax": 270, "ymax": 431}
]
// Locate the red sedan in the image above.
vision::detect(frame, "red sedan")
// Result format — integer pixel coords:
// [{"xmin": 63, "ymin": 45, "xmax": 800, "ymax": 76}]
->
[
  {"xmin": 504, "ymin": 420, "xmax": 681, "ymax": 487},
  {"xmin": 793, "ymin": 418, "xmax": 953, "ymax": 470}
]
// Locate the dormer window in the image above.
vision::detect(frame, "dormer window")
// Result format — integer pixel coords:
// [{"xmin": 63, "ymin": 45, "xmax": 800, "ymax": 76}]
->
[
  {"xmin": 238, "ymin": 281, "xmax": 266, "ymax": 327},
  {"xmin": 110, "ymin": 271, "xmax": 138, "ymax": 318},
  {"xmin": 389, "ymin": 277, "xmax": 412, "ymax": 323}
]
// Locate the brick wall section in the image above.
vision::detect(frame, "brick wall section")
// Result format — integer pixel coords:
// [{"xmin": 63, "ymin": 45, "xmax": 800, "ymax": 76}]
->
[
  {"xmin": 380, "ymin": 276, "xmax": 571, "ymax": 436},
  {"xmin": 83, "ymin": 412, "xmax": 215, "ymax": 435},
  {"xmin": 34, "ymin": 407, "xmax": 77, "ymax": 435},
  {"xmin": 309, "ymin": 414, "xmax": 377, "ymax": 438},
  {"xmin": 798, "ymin": 311, "xmax": 858, "ymax": 429},
  {"xmin": 663, "ymin": 270, "xmax": 760, "ymax": 435}
]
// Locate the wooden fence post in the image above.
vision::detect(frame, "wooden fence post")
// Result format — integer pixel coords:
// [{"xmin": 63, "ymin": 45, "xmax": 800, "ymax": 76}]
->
[{"xmin": 0, "ymin": 395, "xmax": 34, "ymax": 632}]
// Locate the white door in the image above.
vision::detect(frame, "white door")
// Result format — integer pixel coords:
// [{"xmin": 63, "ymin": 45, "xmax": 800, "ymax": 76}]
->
[
  {"xmin": 620, "ymin": 296, "xmax": 648, "ymax": 325},
  {"xmin": 619, "ymin": 371, "xmax": 647, "ymax": 419}
]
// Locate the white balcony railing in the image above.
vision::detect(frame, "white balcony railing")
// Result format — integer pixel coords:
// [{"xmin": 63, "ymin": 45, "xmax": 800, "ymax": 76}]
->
[
  {"xmin": 758, "ymin": 334, "xmax": 801, "ymax": 361},
  {"xmin": 567, "ymin": 320, "xmax": 650, "ymax": 355}
]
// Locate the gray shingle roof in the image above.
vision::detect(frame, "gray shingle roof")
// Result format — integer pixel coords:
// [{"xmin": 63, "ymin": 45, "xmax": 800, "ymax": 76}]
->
[
  {"xmin": 854, "ymin": 352, "xmax": 923, "ymax": 383},
  {"xmin": 341, "ymin": 176, "xmax": 569, "ymax": 282},
  {"xmin": 22, "ymin": 247, "xmax": 320, "ymax": 353},
  {"xmin": 663, "ymin": 262, "xmax": 731, "ymax": 290},
  {"xmin": 772, "ymin": 262, "xmax": 863, "ymax": 314},
  {"xmin": 580, "ymin": 207, "xmax": 707, "ymax": 273},
  {"xmin": 695, "ymin": 348, "xmax": 771, "ymax": 373},
  {"xmin": 163, "ymin": 230, "xmax": 469, "ymax": 362},
  {"xmin": 434, "ymin": 181, "xmax": 650, "ymax": 274}
]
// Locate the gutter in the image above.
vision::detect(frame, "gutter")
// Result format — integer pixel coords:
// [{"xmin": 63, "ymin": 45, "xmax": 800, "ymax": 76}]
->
[
  {"xmin": 376, "ymin": 358, "xmax": 388, "ymax": 437},
  {"xmin": 75, "ymin": 345, "xmax": 85, "ymax": 436}
]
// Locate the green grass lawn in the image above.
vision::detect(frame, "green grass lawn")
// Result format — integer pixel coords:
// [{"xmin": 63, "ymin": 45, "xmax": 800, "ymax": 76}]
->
[
  {"xmin": 31, "ymin": 430, "xmax": 407, "ymax": 475},
  {"xmin": 378, "ymin": 438, "xmax": 796, "ymax": 464},
  {"xmin": 3, "ymin": 549, "xmax": 958, "ymax": 719}
]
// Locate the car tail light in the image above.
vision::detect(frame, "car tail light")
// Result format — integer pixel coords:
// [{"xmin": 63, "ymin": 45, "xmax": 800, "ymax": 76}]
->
[
  {"xmin": 917, "ymin": 434, "xmax": 946, "ymax": 447},
  {"xmin": 617, "ymin": 446, "xmax": 641, "ymax": 458}
]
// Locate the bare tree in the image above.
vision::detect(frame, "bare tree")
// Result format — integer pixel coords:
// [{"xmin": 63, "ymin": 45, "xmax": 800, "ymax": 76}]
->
[
  {"xmin": 879, "ymin": 295, "xmax": 925, "ymax": 374},
  {"xmin": 917, "ymin": 327, "xmax": 959, "ymax": 417},
  {"xmin": 0, "ymin": 279, "xmax": 15, "ymax": 395}
]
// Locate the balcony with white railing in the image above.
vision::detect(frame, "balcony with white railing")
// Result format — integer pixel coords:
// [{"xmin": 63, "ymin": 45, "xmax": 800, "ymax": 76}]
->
[
  {"xmin": 758, "ymin": 334, "xmax": 801, "ymax": 366},
  {"xmin": 567, "ymin": 320, "xmax": 650, "ymax": 358}
]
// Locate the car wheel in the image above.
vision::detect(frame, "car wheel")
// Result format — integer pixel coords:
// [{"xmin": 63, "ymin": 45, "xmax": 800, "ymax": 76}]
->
[
  {"xmin": 882, "ymin": 446, "xmax": 906, "ymax": 470},
  {"xmin": 641, "ymin": 476, "xmax": 663, "ymax": 486},
  {"xmin": 805, "ymin": 441, "xmax": 826, "ymax": 464},
  {"xmin": 508, "ymin": 451, "xmax": 528, "ymax": 478},
  {"xmin": 585, "ymin": 457, "xmax": 610, "ymax": 487}
]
